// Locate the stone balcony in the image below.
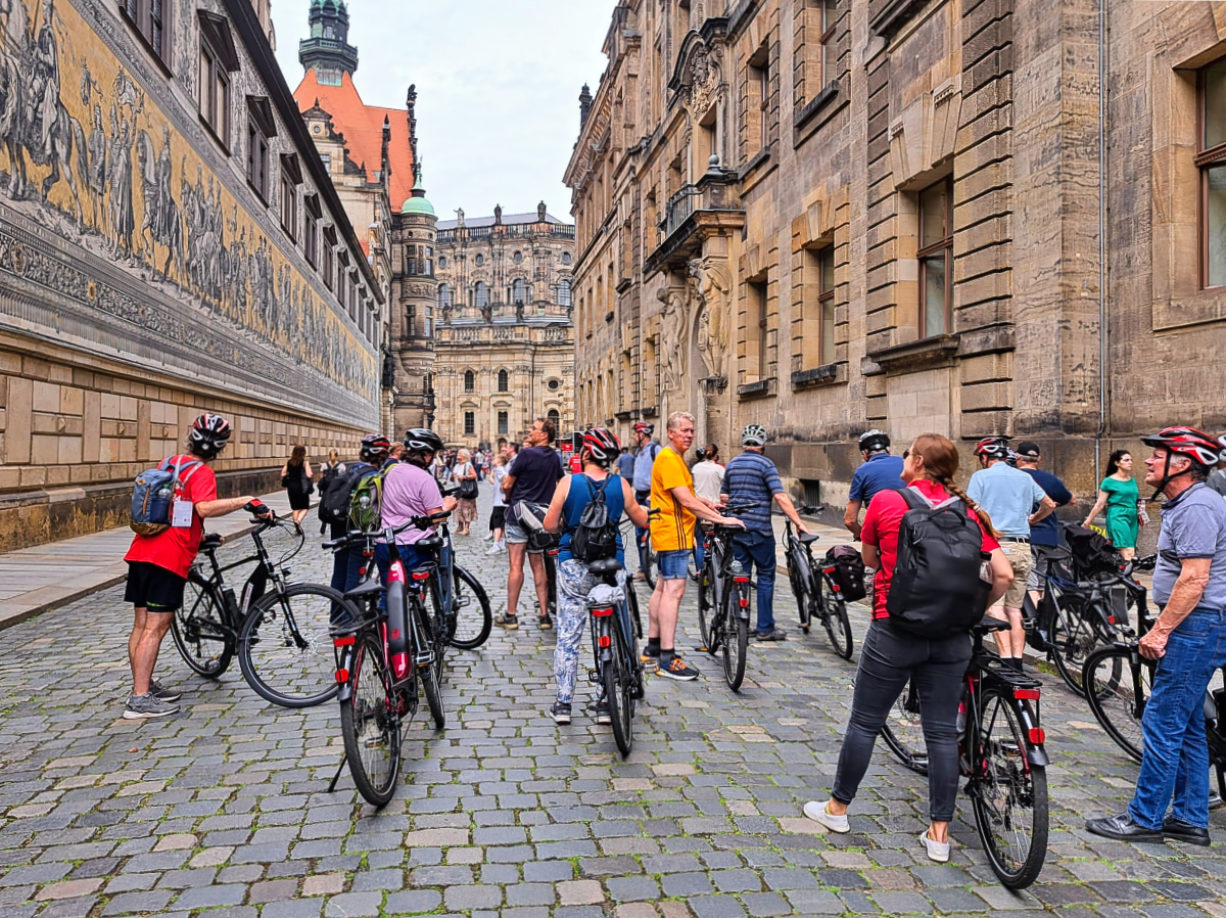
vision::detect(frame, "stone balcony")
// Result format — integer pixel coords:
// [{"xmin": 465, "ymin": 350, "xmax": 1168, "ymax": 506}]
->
[{"xmin": 644, "ymin": 164, "xmax": 744, "ymax": 274}]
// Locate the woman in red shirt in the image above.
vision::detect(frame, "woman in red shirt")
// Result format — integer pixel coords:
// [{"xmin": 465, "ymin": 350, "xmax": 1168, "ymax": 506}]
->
[{"xmin": 803, "ymin": 434, "xmax": 1013, "ymax": 863}]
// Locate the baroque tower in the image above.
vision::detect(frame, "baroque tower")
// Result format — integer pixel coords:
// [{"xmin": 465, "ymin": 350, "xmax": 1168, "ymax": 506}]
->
[
  {"xmin": 298, "ymin": 0, "xmax": 358, "ymax": 85},
  {"xmin": 391, "ymin": 164, "xmax": 439, "ymax": 433}
]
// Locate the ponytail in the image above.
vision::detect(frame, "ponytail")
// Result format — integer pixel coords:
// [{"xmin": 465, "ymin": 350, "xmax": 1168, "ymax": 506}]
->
[{"xmin": 943, "ymin": 478, "xmax": 999, "ymax": 540}]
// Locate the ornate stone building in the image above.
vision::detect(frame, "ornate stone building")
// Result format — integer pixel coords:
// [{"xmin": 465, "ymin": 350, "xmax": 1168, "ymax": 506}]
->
[
  {"xmin": 565, "ymin": 0, "xmax": 1226, "ymax": 505},
  {"xmin": 431, "ymin": 205, "xmax": 576, "ymax": 448},
  {"xmin": 0, "ymin": 0, "xmax": 382, "ymax": 548}
]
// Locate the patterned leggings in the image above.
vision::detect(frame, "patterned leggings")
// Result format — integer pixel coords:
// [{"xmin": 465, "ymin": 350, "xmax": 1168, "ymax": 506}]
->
[{"xmin": 553, "ymin": 560, "xmax": 627, "ymax": 704}]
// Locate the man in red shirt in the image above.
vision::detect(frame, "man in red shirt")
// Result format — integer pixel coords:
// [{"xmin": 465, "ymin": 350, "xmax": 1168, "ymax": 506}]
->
[{"xmin": 122, "ymin": 414, "xmax": 271, "ymax": 719}]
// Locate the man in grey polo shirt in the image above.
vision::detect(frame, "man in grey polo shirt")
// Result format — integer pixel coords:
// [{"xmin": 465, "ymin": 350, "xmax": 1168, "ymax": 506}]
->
[{"xmin": 968, "ymin": 436, "xmax": 1056, "ymax": 671}]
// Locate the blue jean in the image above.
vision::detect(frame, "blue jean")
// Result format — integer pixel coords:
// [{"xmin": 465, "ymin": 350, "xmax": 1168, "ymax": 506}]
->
[
  {"xmin": 732, "ymin": 529, "xmax": 777, "ymax": 634},
  {"xmin": 373, "ymin": 543, "xmax": 449, "ymax": 614},
  {"xmin": 1129, "ymin": 606, "xmax": 1226, "ymax": 830},
  {"xmin": 657, "ymin": 549, "xmax": 690, "ymax": 580}
]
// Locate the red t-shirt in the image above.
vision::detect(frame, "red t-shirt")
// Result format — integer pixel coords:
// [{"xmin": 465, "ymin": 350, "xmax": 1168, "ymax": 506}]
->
[
  {"xmin": 123, "ymin": 457, "xmax": 218, "ymax": 579},
  {"xmin": 860, "ymin": 479, "xmax": 1000, "ymax": 620}
]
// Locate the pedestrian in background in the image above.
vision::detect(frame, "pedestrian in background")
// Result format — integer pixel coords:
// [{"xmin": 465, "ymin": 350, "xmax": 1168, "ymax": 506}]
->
[
  {"xmin": 691, "ymin": 443, "xmax": 724, "ymax": 573},
  {"xmin": 1083, "ymin": 449, "xmax": 1145, "ymax": 560},
  {"xmin": 1014, "ymin": 441, "xmax": 1073, "ymax": 604},
  {"xmin": 450, "ymin": 447, "xmax": 479, "ymax": 535},
  {"xmin": 617, "ymin": 444, "xmax": 636, "ymax": 481},
  {"xmin": 281, "ymin": 445, "xmax": 314, "ymax": 529},
  {"xmin": 487, "ymin": 453, "xmax": 509, "ymax": 554},
  {"xmin": 320, "ymin": 448, "xmax": 341, "ymax": 476}
]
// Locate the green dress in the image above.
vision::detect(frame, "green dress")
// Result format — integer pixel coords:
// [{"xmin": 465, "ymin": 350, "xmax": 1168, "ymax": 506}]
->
[{"xmin": 1099, "ymin": 476, "xmax": 1140, "ymax": 550}]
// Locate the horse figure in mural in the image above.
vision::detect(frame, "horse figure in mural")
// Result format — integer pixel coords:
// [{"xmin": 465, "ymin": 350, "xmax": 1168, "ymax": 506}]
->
[
  {"xmin": 0, "ymin": 0, "xmax": 89, "ymax": 225},
  {"xmin": 136, "ymin": 127, "xmax": 182, "ymax": 278}
]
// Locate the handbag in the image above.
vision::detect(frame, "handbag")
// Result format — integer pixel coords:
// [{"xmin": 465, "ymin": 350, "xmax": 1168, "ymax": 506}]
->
[
  {"xmin": 281, "ymin": 474, "xmax": 290, "ymax": 487},
  {"xmin": 457, "ymin": 466, "xmax": 478, "ymax": 500}
]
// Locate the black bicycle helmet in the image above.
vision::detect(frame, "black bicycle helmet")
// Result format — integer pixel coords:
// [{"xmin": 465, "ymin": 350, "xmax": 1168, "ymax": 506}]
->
[
  {"xmin": 582, "ymin": 427, "xmax": 621, "ymax": 467},
  {"xmin": 403, "ymin": 427, "xmax": 445, "ymax": 454},
  {"xmin": 974, "ymin": 436, "xmax": 1012, "ymax": 461},
  {"xmin": 857, "ymin": 429, "xmax": 890, "ymax": 453},
  {"xmin": 360, "ymin": 434, "xmax": 391, "ymax": 463},
  {"xmin": 188, "ymin": 413, "xmax": 232, "ymax": 458}
]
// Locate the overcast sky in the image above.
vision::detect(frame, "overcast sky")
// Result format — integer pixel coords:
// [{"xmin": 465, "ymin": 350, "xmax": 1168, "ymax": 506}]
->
[{"xmin": 270, "ymin": 0, "xmax": 614, "ymax": 224}]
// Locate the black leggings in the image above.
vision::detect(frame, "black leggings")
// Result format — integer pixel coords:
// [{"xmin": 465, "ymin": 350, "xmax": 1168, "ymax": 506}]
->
[{"xmin": 832, "ymin": 619, "xmax": 971, "ymax": 822}]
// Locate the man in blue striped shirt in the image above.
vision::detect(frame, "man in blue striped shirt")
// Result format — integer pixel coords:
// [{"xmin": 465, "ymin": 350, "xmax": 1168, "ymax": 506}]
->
[{"xmin": 720, "ymin": 425, "xmax": 812, "ymax": 641}]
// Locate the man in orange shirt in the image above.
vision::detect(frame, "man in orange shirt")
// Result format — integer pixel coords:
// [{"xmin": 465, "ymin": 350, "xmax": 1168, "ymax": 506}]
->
[{"xmin": 645, "ymin": 411, "xmax": 744, "ymax": 680}]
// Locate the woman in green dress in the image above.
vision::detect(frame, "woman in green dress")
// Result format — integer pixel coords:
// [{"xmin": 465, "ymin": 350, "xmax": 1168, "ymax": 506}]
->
[{"xmin": 1082, "ymin": 450, "xmax": 1146, "ymax": 559}]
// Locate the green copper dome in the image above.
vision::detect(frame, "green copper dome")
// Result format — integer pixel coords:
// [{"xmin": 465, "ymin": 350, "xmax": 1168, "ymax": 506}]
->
[{"xmin": 400, "ymin": 170, "xmax": 435, "ymax": 216}]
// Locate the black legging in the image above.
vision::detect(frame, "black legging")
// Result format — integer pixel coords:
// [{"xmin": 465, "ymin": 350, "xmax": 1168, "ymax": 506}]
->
[{"xmin": 832, "ymin": 619, "xmax": 971, "ymax": 822}]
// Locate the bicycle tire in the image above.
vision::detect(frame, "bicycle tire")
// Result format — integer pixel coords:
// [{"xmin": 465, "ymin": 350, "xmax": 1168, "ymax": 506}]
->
[
  {"xmin": 642, "ymin": 534, "xmax": 657, "ymax": 589},
  {"xmin": 448, "ymin": 565, "xmax": 492, "ymax": 650},
  {"xmin": 1047, "ymin": 593, "xmax": 1104, "ymax": 697},
  {"xmin": 238, "ymin": 583, "xmax": 345, "ymax": 708},
  {"xmin": 1082, "ymin": 644, "xmax": 1148, "ymax": 764},
  {"xmin": 820, "ymin": 574, "xmax": 854, "ymax": 660},
  {"xmin": 971, "ymin": 687, "xmax": 1048, "ymax": 889},
  {"xmin": 414, "ymin": 598, "xmax": 446, "ymax": 730},
  {"xmin": 172, "ymin": 582, "xmax": 233, "ymax": 678},
  {"xmin": 879, "ymin": 678, "xmax": 929, "ymax": 775},
  {"xmin": 722, "ymin": 583, "xmax": 748, "ymax": 692},
  {"xmin": 340, "ymin": 631, "xmax": 401, "ymax": 807},
  {"xmin": 788, "ymin": 553, "xmax": 811, "ymax": 634},
  {"xmin": 605, "ymin": 623, "xmax": 634, "ymax": 757},
  {"xmin": 697, "ymin": 568, "xmax": 717, "ymax": 653}
]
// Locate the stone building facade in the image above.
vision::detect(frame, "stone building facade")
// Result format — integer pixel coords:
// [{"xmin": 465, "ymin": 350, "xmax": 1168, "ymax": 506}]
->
[
  {"xmin": 565, "ymin": 0, "xmax": 1226, "ymax": 505},
  {"xmin": 431, "ymin": 206, "xmax": 576, "ymax": 448},
  {"xmin": 0, "ymin": 0, "xmax": 383, "ymax": 548}
]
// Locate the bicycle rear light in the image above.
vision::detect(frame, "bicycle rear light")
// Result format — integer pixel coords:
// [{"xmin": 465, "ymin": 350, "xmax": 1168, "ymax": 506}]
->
[
  {"xmin": 1013, "ymin": 688, "xmax": 1041, "ymax": 700},
  {"xmin": 590, "ymin": 606, "xmax": 614, "ymax": 617},
  {"xmin": 334, "ymin": 667, "xmax": 349, "ymax": 683},
  {"xmin": 411, "ymin": 571, "xmax": 430, "ymax": 582},
  {"xmin": 598, "ymin": 635, "xmax": 611, "ymax": 648},
  {"xmin": 1028, "ymin": 727, "xmax": 1045, "ymax": 745},
  {"xmin": 333, "ymin": 635, "xmax": 355, "ymax": 646}
]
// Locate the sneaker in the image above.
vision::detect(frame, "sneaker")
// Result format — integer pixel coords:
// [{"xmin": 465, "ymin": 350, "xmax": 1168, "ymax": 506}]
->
[
  {"xmin": 148, "ymin": 680, "xmax": 182, "ymax": 703},
  {"xmin": 919, "ymin": 830, "xmax": 951, "ymax": 863},
  {"xmin": 640, "ymin": 647, "xmax": 660, "ymax": 665},
  {"xmin": 538, "ymin": 615, "xmax": 553, "ymax": 631},
  {"xmin": 495, "ymin": 613, "xmax": 519, "ymax": 630},
  {"xmin": 594, "ymin": 699, "xmax": 612, "ymax": 724},
  {"xmin": 486, "ymin": 545, "xmax": 503, "ymax": 555},
  {"xmin": 754, "ymin": 628, "xmax": 788, "ymax": 642},
  {"xmin": 655, "ymin": 656, "xmax": 700, "ymax": 681},
  {"xmin": 123, "ymin": 692, "xmax": 180, "ymax": 720},
  {"xmin": 485, "ymin": 533, "xmax": 495, "ymax": 542},
  {"xmin": 803, "ymin": 800, "xmax": 850, "ymax": 833},
  {"xmin": 550, "ymin": 701, "xmax": 572, "ymax": 724}
]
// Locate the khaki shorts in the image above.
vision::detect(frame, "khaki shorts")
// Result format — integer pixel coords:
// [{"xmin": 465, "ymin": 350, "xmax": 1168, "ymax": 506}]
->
[{"xmin": 998, "ymin": 540, "xmax": 1033, "ymax": 609}]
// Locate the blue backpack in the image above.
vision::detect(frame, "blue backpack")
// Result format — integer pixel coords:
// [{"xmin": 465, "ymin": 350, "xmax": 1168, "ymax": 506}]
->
[{"xmin": 130, "ymin": 456, "xmax": 203, "ymax": 536}]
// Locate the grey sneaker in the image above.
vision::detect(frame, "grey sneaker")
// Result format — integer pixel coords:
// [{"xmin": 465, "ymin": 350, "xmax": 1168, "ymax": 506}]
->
[
  {"xmin": 148, "ymin": 680, "xmax": 182, "ymax": 703},
  {"xmin": 123, "ymin": 692, "xmax": 180, "ymax": 720}
]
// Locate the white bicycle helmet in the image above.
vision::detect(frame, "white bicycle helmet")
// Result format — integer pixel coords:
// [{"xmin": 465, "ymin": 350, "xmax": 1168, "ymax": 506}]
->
[{"xmin": 742, "ymin": 424, "xmax": 768, "ymax": 447}]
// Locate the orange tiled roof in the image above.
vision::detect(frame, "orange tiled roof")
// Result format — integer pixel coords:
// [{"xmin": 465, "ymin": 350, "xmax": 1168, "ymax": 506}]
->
[{"xmin": 293, "ymin": 69, "xmax": 415, "ymax": 211}]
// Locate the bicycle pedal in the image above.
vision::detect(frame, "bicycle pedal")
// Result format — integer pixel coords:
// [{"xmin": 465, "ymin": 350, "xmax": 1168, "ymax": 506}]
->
[{"xmin": 587, "ymin": 669, "xmax": 600, "ymax": 683}]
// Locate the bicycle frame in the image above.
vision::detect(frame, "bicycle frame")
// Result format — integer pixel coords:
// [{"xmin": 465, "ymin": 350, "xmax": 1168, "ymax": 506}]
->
[{"xmin": 186, "ymin": 527, "xmax": 280, "ymax": 633}]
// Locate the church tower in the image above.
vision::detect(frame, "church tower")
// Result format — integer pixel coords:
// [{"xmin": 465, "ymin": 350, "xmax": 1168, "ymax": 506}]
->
[{"xmin": 298, "ymin": 0, "xmax": 358, "ymax": 85}]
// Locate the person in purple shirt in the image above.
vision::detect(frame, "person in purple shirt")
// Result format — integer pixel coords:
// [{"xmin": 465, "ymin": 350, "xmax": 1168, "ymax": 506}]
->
[
  {"xmin": 844, "ymin": 430, "xmax": 905, "ymax": 540},
  {"xmin": 375, "ymin": 428, "xmax": 457, "ymax": 580}
]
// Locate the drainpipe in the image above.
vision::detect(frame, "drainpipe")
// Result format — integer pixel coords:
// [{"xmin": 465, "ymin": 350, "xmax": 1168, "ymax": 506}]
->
[{"xmin": 1094, "ymin": 0, "xmax": 1108, "ymax": 482}]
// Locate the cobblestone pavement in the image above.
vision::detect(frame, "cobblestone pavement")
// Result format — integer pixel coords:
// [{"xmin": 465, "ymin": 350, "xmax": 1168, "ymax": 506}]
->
[{"xmin": 1, "ymin": 490, "xmax": 1225, "ymax": 917}]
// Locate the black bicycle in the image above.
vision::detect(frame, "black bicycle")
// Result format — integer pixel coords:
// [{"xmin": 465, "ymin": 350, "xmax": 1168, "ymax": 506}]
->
[
  {"xmin": 408, "ymin": 493, "xmax": 493, "ymax": 651},
  {"xmin": 619, "ymin": 515, "xmax": 657, "ymax": 588},
  {"xmin": 880, "ymin": 618, "xmax": 1050, "ymax": 889},
  {"xmin": 696, "ymin": 504, "xmax": 754, "ymax": 692},
  {"xmin": 783, "ymin": 506, "xmax": 853, "ymax": 659},
  {"xmin": 583, "ymin": 558, "xmax": 645, "ymax": 756}
]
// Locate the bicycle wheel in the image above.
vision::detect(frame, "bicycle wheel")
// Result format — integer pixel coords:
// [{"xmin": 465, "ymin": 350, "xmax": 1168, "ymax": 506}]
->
[
  {"xmin": 971, "ymin": 687, "xmax": 1048, "ymax": 889},
  {"xmin": 879, "ymin": 678, "xmax": 930, "ymax": 775},
  {"xmin": 171, "ymin": 582, "xmax": 233, "ymax": 678},
  {"xmin": 605, "ymin": 622, "xmax": 634, "ymax": 757},
  {"xmin": 697, "ymin": 567, "xmax": 717, "ymax": 653},
  {"xmin": 1047, "ymin": 594, "xmax": 1104, "ymax": 697},
  {"xmin": 238, "ymin": 583, "xmax": 344, "ymax": 707},
  {"xmin": 722, "ymin": 584, "xmax": 749, "ymax": 692},
  {"xmin": 1082, "ymin": 645, "xmax": 1149, "ymax": 764},
  {"xmin": 787, "ymin": 554, "xmax": 811, "ymax": 634},
  {"xmin": 414, "ymin": 599, "xmax": 446, "ymax": 729},
  {"xmin": 639, "ymin": 531, "xmax": 658, "ymax": 589},
  {"xmin": 340, "ymin": 631, "xmax": 401, "ymax": 807},
  {"xmin": 819, "ymin": 574, "xmax": 854, "ymax": 660},
  {"xmin": 448, "ymin": 565, "xmax": 492, "ymax": 650}
]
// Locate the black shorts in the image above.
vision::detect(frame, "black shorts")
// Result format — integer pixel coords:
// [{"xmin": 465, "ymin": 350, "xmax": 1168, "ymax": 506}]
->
[
  {"xmin": 125, "ymin": 561, "xmax": 187, "ymax": 612},
  {"xmin": 489, "ymin": 506, "xmax": 506, "ymax": 531}
]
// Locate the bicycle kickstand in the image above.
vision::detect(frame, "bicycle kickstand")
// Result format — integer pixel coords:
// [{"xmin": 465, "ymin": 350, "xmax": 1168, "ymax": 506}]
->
[{"xmin": 326, "ymin": 755, "xmax": 347, "ymax": 793}]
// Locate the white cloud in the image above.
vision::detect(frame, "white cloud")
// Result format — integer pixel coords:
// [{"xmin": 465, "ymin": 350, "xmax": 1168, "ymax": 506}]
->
[{"xmin": 271, "ymin": 0, "xmax": 614, "ymax": 222}]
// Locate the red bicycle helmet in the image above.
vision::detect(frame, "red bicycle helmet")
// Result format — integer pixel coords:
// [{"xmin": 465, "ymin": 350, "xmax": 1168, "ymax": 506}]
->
[
  {"xmin": 582, "ymin": 427, "xmax": 621, "ymax": 466},
  {"xmin": 973, "ymin": 436, "xmax": 1012, "ymax": 461},
  {"xmin": 360, "ymin": 434, "xmax": 391, "ymax": 463},
  {"xmin": 632, "ymin": 421, "xmax": 654, "ymax": 436},
  {"xmin": 188, "ymin": 413, "xmax": 232, "ymax": 457},
  {"xmin": 1140, "ymin": 426, "xmax": 1222, "ymax": 467}
]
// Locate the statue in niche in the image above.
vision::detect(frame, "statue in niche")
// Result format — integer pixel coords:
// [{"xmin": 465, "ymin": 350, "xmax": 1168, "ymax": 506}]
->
[
  {"xmin": 688, "ymin": 257, "xmax": 730, "ymax": 377},
  {"xmin": 655, "ymin": 285, "xmax": 687, "ymax": 394}
]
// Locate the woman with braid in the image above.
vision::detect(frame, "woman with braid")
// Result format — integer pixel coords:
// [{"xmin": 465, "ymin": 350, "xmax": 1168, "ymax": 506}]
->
[{"xmin": 802, "ymin": 434, "xmax": 1013, "ymax": 864}]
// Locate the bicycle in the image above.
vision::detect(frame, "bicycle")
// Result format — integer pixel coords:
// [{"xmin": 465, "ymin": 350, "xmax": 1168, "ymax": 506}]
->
[
  {"xmin": 406, "ymin": 493, "xmax": 493, "ymax": 651},
  {"xmin": 582, "ymin": 557, "xmax": 645, "ymax": 756},
  {"xmin": 326, "ymin": 514, "xmax": 449, "ymax": 807},
  {"xmin": 619, "ymin": 515, "xmax": 657, "ymax": 588},
  {"xmin": 696, "ymin": 503, "xmax": 755, "ymax": 692},
  {"xmin": 880, "ymin": 617, "xmax": 1050, "ymax": 889},
  {"xmin": 172, "ymin": 512, "xmax": 348, "ymax": 708},
  {"xmin": 783, "ymin": 504, "xmax": 853, "ymax": 659}
]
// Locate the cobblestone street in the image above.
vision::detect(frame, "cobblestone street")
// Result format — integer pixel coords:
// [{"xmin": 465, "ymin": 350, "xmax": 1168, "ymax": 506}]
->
[{"xmin": 2, "ymin": 493, "xmax": 1225, "ymax": 918}]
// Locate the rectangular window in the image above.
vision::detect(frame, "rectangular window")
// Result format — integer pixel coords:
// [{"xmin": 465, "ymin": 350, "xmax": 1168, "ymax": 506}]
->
[
  {"xmin": 497, "ymin": 411, "xmax": 509, "ymax": 435},
  {"xmin": 747, "ymin": 276, "xmax": 770, "ymax": 379},
  {"xmin": 322, "ymin": 226, "xmax": 336, "ymax": 290},
  {"xmin": 198, "ymin": 41, "xmax": 230, "ymax": 146},
  {"xmin": 818, "ymin": 246, "xmax": 836, "ymax": 365},
  {"xmin": 1200, "ymin": 59, "xmax": 1226, "ymax": 287},
  {"xmin": 407, "ymin": 304, "xmax": 417, "ymax": 336},
  {"xmin": 246, "ymin": 120, "xmax": 268, "ymax": 198},
  {"xmin": 279, "ymin": 155, "xmax": 301, "ymax": 240},
  {"xmin": 303, "ymin": 195, "xmax": 321, "ymax": 267},
  {"xmin": 464, "ymin": 412, "xmax": 475, "ymax": 436},
  {"xmin": 918, "ymin": 178, "xmax": 953, "ymax": 338},
  {"xmin": 122, "ymin": 0, "xmax": 170, "ymax": 64},
  {"xmin": 747, "ymin": 42, "xmax": 771, "ymax": 153},
  {"xmin": 820, "ymin": 0, "xmax": 838, "ymax": 87}
]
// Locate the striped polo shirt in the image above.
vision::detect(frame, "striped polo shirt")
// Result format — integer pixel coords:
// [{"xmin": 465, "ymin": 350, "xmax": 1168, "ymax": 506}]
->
[{"xmin": 722, "ymin": 450, "xmax": 783, "ymax": 534}]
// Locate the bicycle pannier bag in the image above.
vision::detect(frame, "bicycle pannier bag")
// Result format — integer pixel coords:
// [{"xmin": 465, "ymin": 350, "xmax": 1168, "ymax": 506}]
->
[
  {"xmin": 349, "ymin": 467, "xmax": 390, "ymax": 533},
  {"xmin": 130, "ymin": 456, "xmax": 203, "ymax": 536},
  {"xmin": 886, "ymin": 488, "xmax": 991, "ymax": 638},
  {"xmin": 825, "ymin": 544, "xmax": 868, "ymax": 602},
  {"xmin": 318, "ymin": 461, "xmax": 372, "ymax": 527},
  {"xmin": 570, "ymin": 475, "xmax": 620, "ymax": 563}
]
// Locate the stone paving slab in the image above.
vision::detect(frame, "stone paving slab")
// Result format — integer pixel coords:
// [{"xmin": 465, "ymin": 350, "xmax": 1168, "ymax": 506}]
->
[{"xmin": 0, "ymin": 486, "xmax": 1223, "ymax": 916}]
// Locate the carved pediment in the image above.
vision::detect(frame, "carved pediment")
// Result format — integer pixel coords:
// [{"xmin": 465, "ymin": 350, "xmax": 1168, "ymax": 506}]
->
[{"xmin": 668, "ymin": 30, "xmax": 722, "ymax": 112}]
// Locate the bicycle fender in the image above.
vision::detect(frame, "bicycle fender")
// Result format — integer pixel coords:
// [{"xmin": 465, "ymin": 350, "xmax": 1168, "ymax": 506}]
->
[
  {"xmin": 1027, "ymin": 744, "xmax": 1050, "ymax": 768},
  {"xmin": 336, "ymin": 679, "xmax": 353, "ymax": 705}
]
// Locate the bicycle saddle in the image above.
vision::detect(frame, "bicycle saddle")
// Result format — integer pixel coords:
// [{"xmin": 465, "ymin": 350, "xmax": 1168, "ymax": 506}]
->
[
  {"xmin": 200, "ymin": 532, "xmax": 222, "ymax": 549},
  {"xmin": 344, "ymin": 578, "xmax": 383, "ymax": 600},
  {"xmin": 799, "ymin": 533, "xmax": 820, "ymax": 545},
  {"xmin": 416, "ymin": 536, "xmax": 445, "ymax": 551},
  {"xmin": 586, "ymin": 558, "xmax": 622, "ymax": 576},
  {"xmin": 972, "ymin": 616, "xmax": 1012, "ymax": 634}
]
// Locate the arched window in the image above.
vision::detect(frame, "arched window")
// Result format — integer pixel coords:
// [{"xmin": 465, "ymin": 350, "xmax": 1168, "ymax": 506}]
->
[
  {"xmin": 555, "ymin": 279, "xmax": 571, "ymax": 307},
  {"xmin": 497, "ymin": 369, "xmax": 509, "ymax": 392},
  {"xmin": 464, "ymin": 370, "xmax": 474, "ymax": 392},
  {"xmin": 474, "ymin": 281, "xmax": 487, "ymax": 309},
  {"xmin": 547, "ymin": 408, "xmax": 560, "ymax": 429},
  {"xmin": 511, "ymin": 278, "xmax": 526, "ymax": 303},
  {"xmin": 438, "ymin": 283, "xmax": 451, "ymax": 308}
]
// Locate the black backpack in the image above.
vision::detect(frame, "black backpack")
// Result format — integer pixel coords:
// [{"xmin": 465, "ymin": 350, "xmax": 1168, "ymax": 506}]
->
[
  {"xmin": 570, "ymin": 474, "xmax": 620, "ymax": 564},
  {"xmin": 886, "ymin": 488, "xmax": 991, "ymax": 638},
  {"xmin": 317, "ymin": 461, "xmax": 373, "ymax": 528}
]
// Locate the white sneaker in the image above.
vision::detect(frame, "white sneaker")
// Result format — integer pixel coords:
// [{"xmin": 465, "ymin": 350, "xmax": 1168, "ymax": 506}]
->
[
  {"xmin": 919, "ymin": 830, "xmax": 950, "ymax": 863},
  {"xmin": 802, "ymin": 801, "xmax": 849, "ymax": 833},
  {"xmin": 486, "ymin": 545, "xmax": 502, "ymax": 555}
]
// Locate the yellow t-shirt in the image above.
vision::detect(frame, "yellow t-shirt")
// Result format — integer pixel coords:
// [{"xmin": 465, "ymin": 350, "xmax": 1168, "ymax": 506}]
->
[{"xmin": 650, "ymin": 446, "xmax": 696, "ymax": 552}]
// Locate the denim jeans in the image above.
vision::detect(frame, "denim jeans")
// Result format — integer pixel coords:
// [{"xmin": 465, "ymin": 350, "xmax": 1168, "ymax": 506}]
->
[
  {"xmin": 1128, "ymin": 606, "xmax": 1226, "ymax": 830},
  {"xmin": 731, "ymin": 529, "xmax": 777, "ymax": 634},
  {"xmin": 833, "ymin": 619, "xmax": 972, "ymax": 822}
]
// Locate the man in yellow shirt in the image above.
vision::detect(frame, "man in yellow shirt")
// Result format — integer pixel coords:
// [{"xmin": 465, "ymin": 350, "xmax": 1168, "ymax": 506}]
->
[{"xmin": 646, "ymin": 411, "xmax": 744, "ymax": 680}]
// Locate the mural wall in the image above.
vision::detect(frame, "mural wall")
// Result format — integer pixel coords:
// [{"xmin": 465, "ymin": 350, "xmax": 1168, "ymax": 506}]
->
[{"xmin": 0, "ymin": 0, "xmax": 379, "ymax": 426}]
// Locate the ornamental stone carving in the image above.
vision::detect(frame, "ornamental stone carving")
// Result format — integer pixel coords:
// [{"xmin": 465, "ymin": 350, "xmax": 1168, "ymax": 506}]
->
[{"xmin": 688, "ymin": 256, "xmax": 731, "ymax": 379}]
